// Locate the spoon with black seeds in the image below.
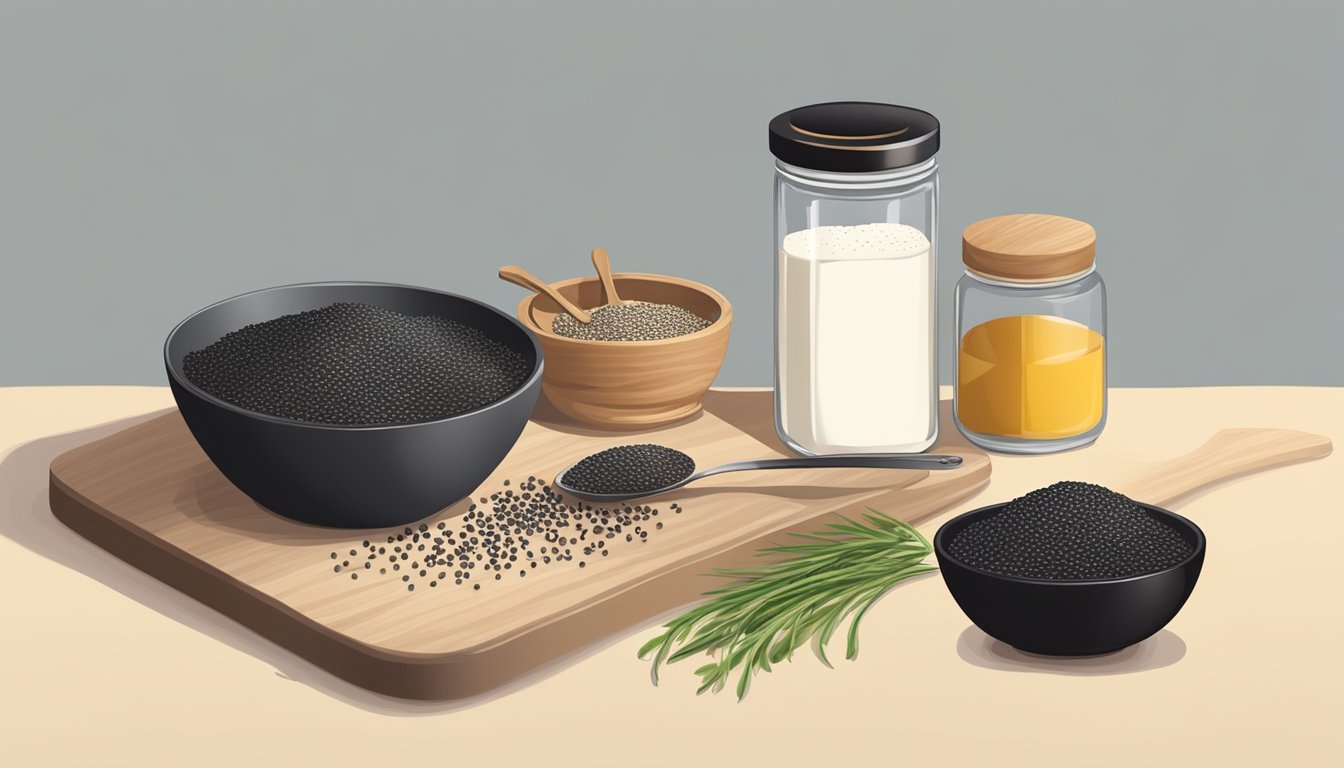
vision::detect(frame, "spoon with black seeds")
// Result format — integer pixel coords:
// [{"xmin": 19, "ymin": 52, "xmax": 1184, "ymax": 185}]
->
[{"xmin": 555, "ymin": 443, "xmax": 963, "ymax": 502}]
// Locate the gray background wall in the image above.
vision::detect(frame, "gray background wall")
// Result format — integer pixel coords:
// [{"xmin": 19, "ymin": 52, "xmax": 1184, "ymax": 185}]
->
[{"xmin": 2, "ymin": 0, "xmax": 1341, "ymax": 387}]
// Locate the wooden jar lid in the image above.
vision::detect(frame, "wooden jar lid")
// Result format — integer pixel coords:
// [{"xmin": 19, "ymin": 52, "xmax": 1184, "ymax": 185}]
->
[{"xmin": 962, "ymin": 213, "xmax": 1096, "ymax": 282}]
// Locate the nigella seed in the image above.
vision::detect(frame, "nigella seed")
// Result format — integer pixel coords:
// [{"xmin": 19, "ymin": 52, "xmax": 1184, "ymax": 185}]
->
[
  {"xmin": 945, "ymin": 481, "xmax": 1195, "ymax": 580},
  {"xmin": 181, "ymin": 302, "xmax": 530, "ymax": 425},
  {"xmin": 561, "ymin": 444, "xmax": 695, "ymax": 497},
  {"xmin": 328, "ymin": 475, "xmax": 683, "ymax": 586}
]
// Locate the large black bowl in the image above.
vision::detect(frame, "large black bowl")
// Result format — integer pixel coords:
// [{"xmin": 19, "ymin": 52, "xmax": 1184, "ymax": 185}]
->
[
  {"xmin": 165, "ymin": 282, "xmax": 543, "ymax": 529},
  {"xmin": 935, "ymin": 502, "xmax": 1205, "ymax": 656}
]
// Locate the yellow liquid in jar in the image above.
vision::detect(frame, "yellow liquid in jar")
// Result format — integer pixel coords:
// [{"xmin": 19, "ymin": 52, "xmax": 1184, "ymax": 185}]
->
[{"xmin": 957, "ymin": 315, "xmax": 1104, "ymax": 440}]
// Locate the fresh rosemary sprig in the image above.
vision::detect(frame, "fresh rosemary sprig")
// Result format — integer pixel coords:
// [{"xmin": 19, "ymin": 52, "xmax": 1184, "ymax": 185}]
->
[{"xmin": 638, "ymin": 509, "xmax": 936, "ymax": 700}]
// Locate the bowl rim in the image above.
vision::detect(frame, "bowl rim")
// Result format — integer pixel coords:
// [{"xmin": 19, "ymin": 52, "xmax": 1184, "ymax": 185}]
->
[
  {"xmin": 164, "ymin": 280, "xmax": 545, "ymax": 432},
  {"xmin": 933, "ymin": 499, "xmax": 1207, "ymax": 586},
  {"xmin": 515, "ymin": 271, "xmax": 733, "ymax": 347}
]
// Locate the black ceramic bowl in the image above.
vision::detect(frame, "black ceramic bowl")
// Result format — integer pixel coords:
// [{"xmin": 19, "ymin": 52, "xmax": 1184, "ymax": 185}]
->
[
  {"xmin": 934, "ymin": 502, "xmax": 1205, "ymax": 656},
  {"xmin": 164, "ymin": 282, "xmax": 543, "ymax": 529}
]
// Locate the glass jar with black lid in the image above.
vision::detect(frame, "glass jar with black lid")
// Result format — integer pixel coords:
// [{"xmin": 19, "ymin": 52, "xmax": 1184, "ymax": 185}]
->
[{"xmin": 769, "ymin": 102, "xmax": 941, "ymax": 455}]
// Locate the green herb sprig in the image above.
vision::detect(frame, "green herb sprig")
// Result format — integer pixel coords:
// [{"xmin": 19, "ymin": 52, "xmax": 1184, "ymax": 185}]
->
[{"xmin": 638, "ymin": 509, "xmax": 936, "ymax": 700}]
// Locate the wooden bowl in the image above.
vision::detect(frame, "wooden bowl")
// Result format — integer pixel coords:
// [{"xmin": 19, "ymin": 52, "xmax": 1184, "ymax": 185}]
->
[{"xmin": 515, "ymin": 273, "xmax": 731, "ymax": 429}]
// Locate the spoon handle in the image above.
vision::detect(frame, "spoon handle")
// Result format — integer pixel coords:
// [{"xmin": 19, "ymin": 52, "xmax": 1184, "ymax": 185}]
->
[
  {"xmin": 591, "ymin": 247, "xmax": 623, "ymax": 305},
  {"xmin": 697, "ymin": 453, "xmax": 962, "ymax": 479},
  {"xmin": 499, "ymin": 265, "xmax": 593, "ymax": 323}
]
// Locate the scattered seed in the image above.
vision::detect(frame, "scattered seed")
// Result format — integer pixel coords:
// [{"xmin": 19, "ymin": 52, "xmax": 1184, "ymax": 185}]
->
[
  {"xmin": 561, "ymin": 444, "xmax": 695, "ymax": 496},
  {"xmin": 325, "ymin": 475, "xmax": 686, "ymax": 591}
]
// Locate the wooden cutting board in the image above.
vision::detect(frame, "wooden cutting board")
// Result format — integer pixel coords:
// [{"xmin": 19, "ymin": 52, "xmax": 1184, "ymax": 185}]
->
[{"xmin": 49, "ymin": 388, "xmax": 989, "ymax": 700}]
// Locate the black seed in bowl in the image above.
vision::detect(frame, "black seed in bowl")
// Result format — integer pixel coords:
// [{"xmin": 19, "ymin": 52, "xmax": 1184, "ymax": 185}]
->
[
  {"xmin": 944, "ymin": 481, "xmax": 1194, "ymax": 580},
  {"xmin": 182, "ymin": 301, "xmax": 530, "ymax": 425},
  {"xmin": 561, "ymin": 444, "xmax": 696, "ymax": 496}
]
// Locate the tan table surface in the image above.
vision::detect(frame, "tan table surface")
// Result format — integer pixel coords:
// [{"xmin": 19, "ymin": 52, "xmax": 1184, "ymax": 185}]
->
[{"xmin": 1, "ymin": 385, "xmax": 1340, "ymax": 767}]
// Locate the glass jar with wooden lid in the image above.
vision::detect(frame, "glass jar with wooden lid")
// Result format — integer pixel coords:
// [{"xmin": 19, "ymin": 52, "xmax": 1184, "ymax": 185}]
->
[{"xmin": 953, "ymin": 213, "xmax": 1106, "ymax": 453}]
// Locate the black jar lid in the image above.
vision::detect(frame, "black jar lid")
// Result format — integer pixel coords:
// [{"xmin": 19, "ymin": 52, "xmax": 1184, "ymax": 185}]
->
[{"xmin": 769, "ymin": 102, "xmax": 940, "ymax": 173}]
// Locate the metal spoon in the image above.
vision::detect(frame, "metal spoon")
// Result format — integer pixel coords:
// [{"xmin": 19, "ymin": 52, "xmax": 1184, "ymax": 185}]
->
[{"xmin": 555, "ymin": 451, "xmax": 963, "ymax": 503}]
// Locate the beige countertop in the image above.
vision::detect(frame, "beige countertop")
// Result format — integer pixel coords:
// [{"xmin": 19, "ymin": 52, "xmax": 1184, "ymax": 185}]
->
[{"xmin": 1, "ymin": 386, "xmax": 1340, "ymax": 767}]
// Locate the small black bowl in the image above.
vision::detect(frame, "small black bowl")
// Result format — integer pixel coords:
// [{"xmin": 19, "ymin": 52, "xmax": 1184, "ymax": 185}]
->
[
  {"xmin": 165, "ymin": 282, "xmax": 543, "ymax": 529},
  {"xmin": 934, "ymin": 501, "xmax": 1205, "ymax": 656}
]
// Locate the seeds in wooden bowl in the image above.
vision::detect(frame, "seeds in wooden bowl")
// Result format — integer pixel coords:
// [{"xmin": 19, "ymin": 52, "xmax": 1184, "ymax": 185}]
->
[
  {"xmin": 550, "ymin": 301, "xmax": 710, "ymax": 342},
  {"xmin": 944, "ymin": 481, "xmax": 1193, "ymax": 580}
]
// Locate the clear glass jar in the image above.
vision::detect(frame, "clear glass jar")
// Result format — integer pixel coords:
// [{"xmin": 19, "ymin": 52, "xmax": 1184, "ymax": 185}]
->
[
  {"xmin": 954, "ymin": 214, "xmax": 1107, "ymax": 453},
  {"xmin": 769, "ymin": 102, "xmax": 940, "ymax": 455}
]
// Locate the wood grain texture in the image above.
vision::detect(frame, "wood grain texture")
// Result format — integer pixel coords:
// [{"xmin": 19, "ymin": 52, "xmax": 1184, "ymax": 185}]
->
[
  {"xmin": 498, "ymin": 264, "xmax": 592, "ymax": 323},
  {"xmin": 962, "ymin": 213, "xmax": 1096, "ymax": 282},
  {"xmin": 589, "ymin": 247, "xmax": 624, "ymax": 305},
  {"xmin": 1115, "ymin": 428, "xmax": 1333, "ymax": 507},
  {"xmin": 48, "ymin": 389, "xmax": 989, "ymax": 700},
  {"xmin": 515, "ymin": 273, "xmax": 732, "ymax": 429}
]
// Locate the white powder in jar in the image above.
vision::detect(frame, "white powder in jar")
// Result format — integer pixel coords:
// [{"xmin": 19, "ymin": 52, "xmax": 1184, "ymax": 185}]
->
[{"xmin": 778, "ymin": 223, "xmax": 935, "ymax": 453}]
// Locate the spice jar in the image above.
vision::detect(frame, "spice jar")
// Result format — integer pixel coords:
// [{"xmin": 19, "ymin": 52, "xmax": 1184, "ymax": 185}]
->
[
  {"xmin": 954, "ymin": 214, "xmax": 1106, "ymax": 453},
  {"xmin": 769, "ymin": 102, "xmax": 940, "ymax": 455}
]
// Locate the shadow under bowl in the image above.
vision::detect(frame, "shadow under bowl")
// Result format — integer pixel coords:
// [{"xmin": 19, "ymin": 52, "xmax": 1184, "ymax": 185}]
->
[
  {"xmin": 516, "ymin": 273, "xmax": 731, "ymax": 430},
  {"xmin": 165, "ymin": 282, "xmax": 543, "ymax": 529},
  {"xmin": 934, "ymin": 502, "xmax": 1206, "ymax": 656}
]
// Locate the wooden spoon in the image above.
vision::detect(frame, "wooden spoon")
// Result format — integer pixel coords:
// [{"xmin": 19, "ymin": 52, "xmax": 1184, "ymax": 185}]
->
[
  {"xmin": 499, "ymin": 264, "xmax": 592, "ymax": 324},
  {"xmin": 590, "ymin": 247, "xmax": 627, "ymax": 306},
  {"xmin": 1115, "ymin": 428, "xmax": 1332, "ymax": 508}
]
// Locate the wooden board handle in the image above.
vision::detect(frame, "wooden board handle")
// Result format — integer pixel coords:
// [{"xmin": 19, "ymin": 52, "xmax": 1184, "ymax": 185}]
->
[
  {"xmin": 499, "ymin": 265, "xmax": 592, "ymax": 323},
  {"xmin": 1116, "ymin": 428, "xmax": 1332, "ymax": 508}
]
